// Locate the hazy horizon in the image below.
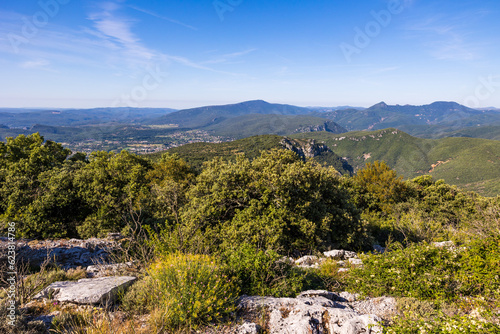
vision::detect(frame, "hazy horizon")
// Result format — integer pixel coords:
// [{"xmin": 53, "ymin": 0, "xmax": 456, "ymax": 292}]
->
[{"xmin": 1, "ymin": 99, "xmax": 499, "ymax": 111}]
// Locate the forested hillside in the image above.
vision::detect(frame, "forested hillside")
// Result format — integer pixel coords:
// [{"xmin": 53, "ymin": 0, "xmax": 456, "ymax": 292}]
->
[
  {"xmin": 146, "ymin": 134, "xmax": 353, "ymax": 174},
  {"xmin": 1, "ymin": 133, "xmax": 500, "ymax": 333},
  {"xmin": 292, "ymin": 129, "xmax": 500, "ymax": 197}
]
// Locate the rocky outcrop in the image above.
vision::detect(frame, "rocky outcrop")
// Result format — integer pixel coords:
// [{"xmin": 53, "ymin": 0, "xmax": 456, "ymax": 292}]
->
[
  {"xmin": 295, "ymin": 255, "xmax": 323, "ymax": 268},
  {"xmin": 293, "ymin": 121, "xmax": 347, "ymax": 135},
  {"xmin": 280, "ymin": 137, "xmax": 330, "ymax": 159},
  {"xmin": 86, "ymin": 261, "xmax": 138, "ymax": 278},
  {"xmin": 238, "ymin": 290, "xmax": 395, "ymax": 334},
  {"xmin": 237, "ymin": 322, "xmax": 262, "ymax": 334},
  {"xmin": 1, "ymin": 235, "xmax": 121, "ymax": 269},
  {"xmin": 323, "ymin": 250, "xmax": 358, "ymax": 261},
  {"xmin": 34, "ymin": 276, "xmax": 137, "ymax": 305},
  {"xmin": 432, "ymin": 241, "xmax": 454, "ymax": 248}
]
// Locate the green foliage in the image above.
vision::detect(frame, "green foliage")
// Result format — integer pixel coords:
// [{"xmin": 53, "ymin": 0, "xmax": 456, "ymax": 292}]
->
[
  {"xmin": 396, "ymin": 297, "xmax": 437, "ymax": 320},
  {"xmin": 146, "ymin": 135, "xmax": 284, "ymax": 170},
  {"xmin": 345, "ymin": 238, "xmax": 500, "ymax": 301},
  {"xmin": 74, "ymin": 150, "xmax": 152, "ymax": 238},
  {"xmin": 120, "ymin": 277, "xmax": 155, "ymax": 314},
  {"xmin": 386, "ymin": 176, "xmax": 496, "ymax": 244},
  {"xmin": 203, "ymin": 114, "xmax": 346, "ymax": 139},
  {"xmin": 180, "ymin": 149, "xmax": 365, "ymax": 254},
  {"xmin": 384, "ymin": 313, "xmax": 500, "ymax": 333},
  {"xmin": 147, "ymin": 253, "xmax": 239, "ymax": 330},
  {"xmin": 223, "ymin": 243, "xmax": 310, "ymax": 297},
  {"xmin": 0, "ymin": 133, "xmax": 74, "ymax": 238},
  {"xmin": 353, "ymin": 160, "xmax": 409, "ymax": 213},
  {"xmin": 292, "ymin": 129, "xmax": 500, "ymax": 196},
  {"xmin": 456, "ymin": 237, "xmax": 500, "ymax": 297},
  {"xmin": 146, "ymin": 134, "xmax": 352, "ymax": 174},
  {"xmin": 146, "ymin": 152, "xmax": 195, "ymax": 223}
]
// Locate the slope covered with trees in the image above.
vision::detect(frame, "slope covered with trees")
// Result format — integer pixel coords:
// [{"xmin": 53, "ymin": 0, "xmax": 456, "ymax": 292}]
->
[
  {"xmin": 1, "ymin": 133, "xmax": 499, "ymax": 333},
  {"xmin": 292, "ymin": 129, "xmax": 500, "ymax": 196}
]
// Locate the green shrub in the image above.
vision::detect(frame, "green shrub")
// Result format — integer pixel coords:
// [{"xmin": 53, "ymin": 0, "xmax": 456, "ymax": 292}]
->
[
  {"xmin": 345, "ymin": 237, "xmax": 500, "ymax": 301},
  {"xmin": 119, "ymin": 277, "xmax": 154, "ymax": 314},
  {"xmin": 345, "ymin": 242, "xmax": 460, "ymax": 300},
  {"xmin": 456, "ymin": 236, "xmax": 500, "ymax": 297},
  {"xmin": 147, "ymin": 253, "xmax": 239, "ymax": 330},
  {"xmin": 396, "ymin": 297, "xmax": 437, "ymax": 320},
  {"xmin": 180, "ymin": 149, "xmax": 366, "ymax": 255},
  {"xmin": 384, "ymin": 313, "xmax": 500, "ymax": 333},
  {"xmin": 223, "ymin": 243, "xmax": 314, "ymax": 297}
]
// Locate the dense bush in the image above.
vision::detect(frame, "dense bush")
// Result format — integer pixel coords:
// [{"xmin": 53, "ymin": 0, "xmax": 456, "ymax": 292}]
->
[
  {"xmin": 385, "ymin": 313, "xmax": 500, "ymax": 333},
  {"xmin": 180, "ymin": 149, "xmax": 366, "ymax": 255},
  {"xmin": 223, "ymin": 243, "xmax": 318, "ymax": 297},
  {"xmin": 74, "ymin": 150, "xmax": 153, "ymax": 238},
  {"xmin": 345, "ymin": 237, "xmax": 500, "ymax": 301},
  {"xmin": 147, "ymin": 253, "xmax": 239, "ymax": 330}
]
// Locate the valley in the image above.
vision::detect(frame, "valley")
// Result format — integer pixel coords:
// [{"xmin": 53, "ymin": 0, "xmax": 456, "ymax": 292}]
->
[{"xmin": 1, "ymin": 100, "xmax": 500, "ymax": 196}]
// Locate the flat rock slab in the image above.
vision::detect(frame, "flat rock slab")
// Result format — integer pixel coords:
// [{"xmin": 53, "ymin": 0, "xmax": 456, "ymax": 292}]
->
[
  {"xmin": 238, "ymin": 290, "xmax": 395, "ymax": 334},
  {"xmin": 0, "ymin": 237, "xmax": 119, "ymax": 269},
  {"xmin": 34, "ymin": 276, "xmax": 137, "ymax": 305}
]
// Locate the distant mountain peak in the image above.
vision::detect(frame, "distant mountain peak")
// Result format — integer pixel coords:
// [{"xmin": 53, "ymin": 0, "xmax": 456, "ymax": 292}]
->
[
  {"xmin": 429, "ymin": 101, "xmax": 461, "ymax": 107},
  {"xmin": 242, "ymin": 99, "xmax": 268, "ymax": 104},
  {"xmin": 237, "ymin": 100, "xmax": 271, "ymax": 107},
  {"xmin": 371, "ymin": 102, "xmax": 388, "ymax": 109}
]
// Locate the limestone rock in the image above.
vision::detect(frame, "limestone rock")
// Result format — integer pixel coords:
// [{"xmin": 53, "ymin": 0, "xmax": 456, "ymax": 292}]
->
[
  {"xmin": 343, "ymin": 251, "xmax": 358, "ymax": 260},
  {"xmin": 349, "ymin": 297, "xmax": 396, "ymax": 319},
  {"xmin": 34, "ymin": 276, "xmax": 136, "ymax": 305},
  {"xmin": 237, "ymin": 322, "xmax": 261, "ymax": 334},
  {"xmin": 86, "ymin": 262, "xmax": 137, "ymax": 277},
  {"xmin": 295, "ymin": 255, "xmax": 322, "ymax": 268},
  {"xmin": 238, "ymin": 291, "xmax": 385, "ymax": 334},
  {"xmin": 297, "ymin": 290, "xmax": 338, "ymax": 301},
  {"xmin": 1, "ymin": 237, "xmax": 119, "ymax": 269},
  {"xmin": 338, "ymin": 292, "xmax": 360, "ymax": 303},
  {"xmin": 324, "ymin": 250, "xmax": 358, "ymax": 261},
  {"xmin": 324, "ymin": 249, "xmax": 345, "ymax": 260},
  {"xmin": 280, "ymin": 137, "xmax": 331, "ymax": 159},
  {"xmin": 432, "ymin": 241, "xmax": 454, "ymax": 248},
  {"xmin": 348, "ymin": 258, "xmax": 363, "ymax": 267}
]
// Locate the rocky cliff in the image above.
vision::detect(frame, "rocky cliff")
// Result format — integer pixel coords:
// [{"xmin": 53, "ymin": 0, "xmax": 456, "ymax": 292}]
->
[{"xmin": 280, "ymin": 137, "xmax": 330, "ymax": 159}]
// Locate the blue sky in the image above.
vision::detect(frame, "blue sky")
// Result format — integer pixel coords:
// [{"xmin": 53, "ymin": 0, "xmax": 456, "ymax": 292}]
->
[{"xmin": 0, "ymin": 0, "xmax": 499, "ymax": 109}]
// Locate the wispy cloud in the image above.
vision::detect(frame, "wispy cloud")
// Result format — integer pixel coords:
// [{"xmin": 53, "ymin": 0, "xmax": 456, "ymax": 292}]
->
[
  {"xmin": 201, "ymin": 48, "xmax": 257, "ymax": 65},
  {"xmin": 86, "ymin": 2, "xmax": 157, "ymax": 65},
  {"xmin": 128, "ymin": 5, "xmax": 198, "ymax": 31},
  {"xmin": 0, "ymin": 3, "xmax": 250, "ymax": 78},
  {"xmin": 20, "ymin": 59, "xmax": 50, "ymax": 69},
  {"xmin": 166, "ymin": 55, "xmax": 243, "ymax": 76},
  {"xmin": 404, "ymin": 9, "xmax": 491, "ymax": 61}
]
